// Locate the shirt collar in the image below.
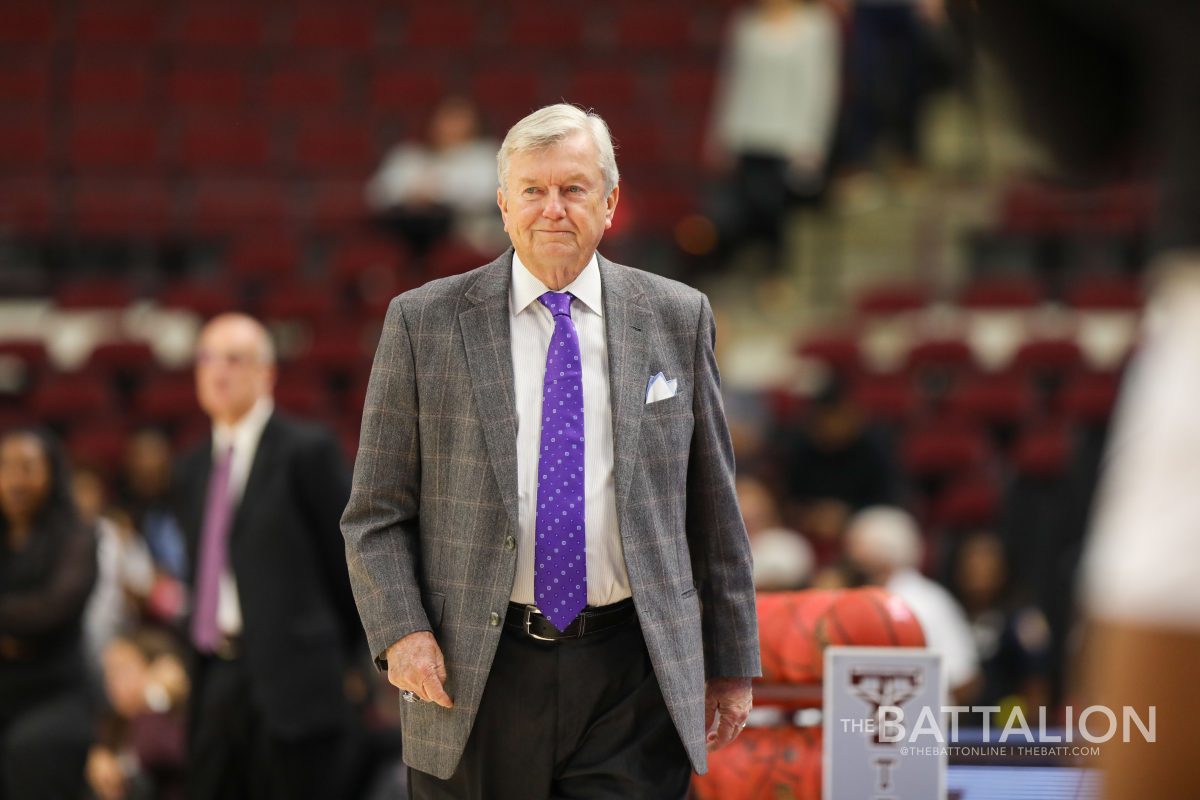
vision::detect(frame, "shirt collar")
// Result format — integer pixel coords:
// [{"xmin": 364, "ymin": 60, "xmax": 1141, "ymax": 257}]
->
[
  {"xmin": 510, "ymin": 252, "xmax": 603, "ymax": 318},
  {"xmin": 213, "ymin": 396, "xmax": 274, "ymax": 456}
]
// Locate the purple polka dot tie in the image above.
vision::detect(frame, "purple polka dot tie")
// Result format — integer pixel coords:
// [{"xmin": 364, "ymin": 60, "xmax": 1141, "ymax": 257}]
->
[{"xmin": 535, "ymin": 291, "xmax": 587, "ymax": 631}]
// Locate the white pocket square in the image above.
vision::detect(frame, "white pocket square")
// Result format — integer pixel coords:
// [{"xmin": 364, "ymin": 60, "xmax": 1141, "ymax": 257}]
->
[{"xmin": 645, "ymin": 372, "xmax": 678, "ymax": 404}]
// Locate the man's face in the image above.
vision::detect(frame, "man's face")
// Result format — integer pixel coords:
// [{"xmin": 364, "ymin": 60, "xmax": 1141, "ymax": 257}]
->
[
  {"xmin": 194, "ymin": 318, "xmax": 274, "ymax": 426},
  {"xmin": 497, "ymin": 131, "xmax": 618, "ymax": 284}
]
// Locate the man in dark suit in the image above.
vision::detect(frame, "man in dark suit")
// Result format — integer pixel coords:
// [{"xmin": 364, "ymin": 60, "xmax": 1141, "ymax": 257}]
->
[
  {"xmin": 176, "ymin": 313, "xmax": 362, "ymax": 800},
  {"xmin": 343, "ymin": 104, "xmax": 761, "ymax": 798}
]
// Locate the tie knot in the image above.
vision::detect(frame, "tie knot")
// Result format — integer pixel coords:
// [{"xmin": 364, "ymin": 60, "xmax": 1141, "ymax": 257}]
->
[{"xmin": 537, "ymin": 291, "xmax": 574, "ymax": 318}]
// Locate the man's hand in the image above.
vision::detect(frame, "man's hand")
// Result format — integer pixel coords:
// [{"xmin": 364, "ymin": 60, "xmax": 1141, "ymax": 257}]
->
[
  {"xmin": 386, "ymin": 630, "xmax": 453, "ymax": 709},
  {"xmin": 704, "ymin": 677, "xmax": 753, "ymax": 752}
]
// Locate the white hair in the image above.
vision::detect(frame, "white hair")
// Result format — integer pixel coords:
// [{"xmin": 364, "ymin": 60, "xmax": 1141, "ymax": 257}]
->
[
  {"xmin": 846, "ymin": 506, "xmax": 923, "ymax": 571},
  {"xmin": 496, "ymin": 104, "xmax": 619, "ymax": 196}
]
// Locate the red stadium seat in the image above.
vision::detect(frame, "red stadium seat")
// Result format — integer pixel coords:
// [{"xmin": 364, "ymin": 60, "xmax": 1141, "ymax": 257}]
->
[
  {"xmin": 287, "ymin": 8, "xmax": 375, "ymax": 52},
  {"xmin": 55, "ymin": 279, "xmax": 136, "ymax": 310},
  {"xmin": 0, "ymin": 119, "xmax": 51, "ymax": 168},
  {"xmin": 0, "ymin": 64, "xmax": 51, "ymax": 108},
  {"xmin": 177, "ymin": 120, "xmax": 273, "ymax": 172},
  {"xmin": 504, "ymin": 7, "xmax": 584, "ymax": 49},
  {"xmin": 273, "ymin": 373, "xmax": 334, "ymax": 417},
  {"xmin": 0, "ymin": 176, "xmax": 56, "ymax": 234},
  {"xmin": 796, "ymin": 329, "xmax": 862, "ymax": 374},
  {"xmin": 1010, "ymin": 423, "xmax": 1073, "ymax": 478},
  {"xmin": 70, "ymin": 180, "xmax": 174, "ymax": 238},
  {"xmin": 0, "ymin": 8, "xmax": 55, "ymax": 46},
  {"xmin": 29, "ymin": 374, "xmax": 118, "ymax": 422},
  {"xmin": 68, "ymin": 62, "xmax": 153, "ymax": 108},
  {"xmin": 1058, "ymin": 370, "xmax": 1122, "ymax": 424},
  {"xmin": 134, "ymin": 372, "xmax": 201, "ymax": 426},
  {"xmin": 75, "ymin": 8, "xmax": 163, "ymax": 48},
  {"xmin": 88, "ymin": 341, "xmax": 158, "ymax": 372},
  {"xmin": 157, "ymin": 279, "xmax": 242, "ymax": 319},
  {"xmin": 402, "ymin": 9, "xmax": 479, "ymax": 49},
  {"xmin": 901, "ymin": 423, "xmax": 990, "ymax": 478},
  {"xmin": 1064, "ymin": 276, "xmax": 1144, "ymax": 310},
  {"xmin": 227, "ymin": 233, "xmax": 305, "ymax": 280},
  {"xmin": 173, "ymin": 8, "xmax": 267, "ymax": 51},
  {"xmin": 328, "ymin": 236, "xmax": 408, "ymax": 282},
  {"xmin": 67, "ymin": 118, "xmax": 161, "ymax": 172},
  {"xmin": 616, "ymin": 8, "xmax": 694, "ymax": 50},
  {"xmin": 259, "ymin": 284, "xmax": 340, "ymax": 323},
  {"xmin": 369, "ymin": 66, "xmax": 448, "ymax": 112},
  {"xmin": 667, "ymin": 67, "xmax": 717, "ymax": 110},
  {"xmin": 68, "ymin": 423, "xmax": 131, "ymax": 471},
  {"xmin": 611, "ymin": 123, "xmax": 666, "ymax": 168},
  {"xmin": 852, "ymin": 374, "xmax": 920, "ymax": 424},
  {"xmin": 188, "ymin": 180, "xmax": 292, "ymax": 234},
  {"xmin": 294, "ymin": 322, "xmax": 377, "ymax": 374},
  {"xmin": 567, "ymin": 69, "xmax": 640, "ymax": 111},
  {"xmin": 904, "ymin": 337, "xmax": 974, "ymax": 374},
  {"xmin": 292, "ymin": 126, "xmax": 376, "ymax": 175},
  {"xmin": 959, "ymin": 277, "xmax": 1044, "ymax": 310},
  {"xmin": 930, "ymin": 472, "xmax": 1001, "ymax": 530},
  {"xmin": 470, "ymin": 69, "xmax": 546, "ymax": 118},
  {"xmin": 855, "ymin": 282, "xmax": 929, "ymax": 315},
  {"xmin": 307, "ymin": 180, "xmax": 371, "ymax": 232},
  {"xmin": 945, "ymin": 372, "xmax": 1037, "ymax": 427},
  {"xmin": 1010, "ymin": 338, "xmax": 1084, "ymax": 375},
  {"xmin": 265, "ymin": 68, "xmax": 345, "ymax": 113},
  {"xmin": 166, "ymin": 67, "xmax": 251, "ymax": 114}
]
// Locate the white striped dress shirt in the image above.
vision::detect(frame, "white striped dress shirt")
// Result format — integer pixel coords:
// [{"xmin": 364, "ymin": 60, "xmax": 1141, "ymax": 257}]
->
[{"xmin": 508, "ymin": 252, "xmax": 631, "ymax": 607}]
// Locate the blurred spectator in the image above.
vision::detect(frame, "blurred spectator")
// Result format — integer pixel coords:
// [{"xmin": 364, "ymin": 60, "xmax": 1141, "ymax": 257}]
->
[
  {"xmin": 87, "ymin": 629, "xmax": 188, "ymax": 800},
  {"xmin": 76, "ymin": 468, "xmax": 155, "ymax": 675},
  {"xmin": 367, "ymin": 96, "xmax": 502, "ymax": 260},
  {"xmin": 737, "ymin": 476, "xmax": 815, "ymax": 590},
  {"xmin": 175, "ymin": 314, "xmax": 363, "ymax": 800},
  {"xmin": 707, "ymin": 0, "xmax": 840, "ymax": 270},
  {"xmin": 837, "ymin": 0, "xmax": 951, "ymax": 194},
  {"xmin": 774, "ymin": 377, "xmax": 901, "ymax": 563},
  {"xmin": 0, "ymin": 428, "xmax": 97, "ymax": 799},
  {"xmin": 950, "ymin": 531, "xmax": 1051, "ymax": 715},
  {"xmin": 845, "ymin": 506, "xmax": 981, "ymax": 702},
  {"xmin": 114, "ymin": 429, "xmax": 188, "ymax": 626},
  {"xmin": 117, "ymin": 429, "xmax": 187, "ymax": 582}
]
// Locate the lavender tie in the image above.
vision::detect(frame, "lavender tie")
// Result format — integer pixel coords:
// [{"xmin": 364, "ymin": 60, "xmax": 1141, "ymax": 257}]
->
[
  {"xmin": 535, "ymin": 291, "xmax": 587, "ymax": 631},
  {"xmin": 190, "ymin": 445, "xmax": 234, "ymax": 652}
]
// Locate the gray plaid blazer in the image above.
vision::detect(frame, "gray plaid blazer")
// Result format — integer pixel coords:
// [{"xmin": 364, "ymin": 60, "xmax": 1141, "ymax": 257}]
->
[{"xmin": 341, "ymin": 249, "xmax": 760, "ymax": 779}]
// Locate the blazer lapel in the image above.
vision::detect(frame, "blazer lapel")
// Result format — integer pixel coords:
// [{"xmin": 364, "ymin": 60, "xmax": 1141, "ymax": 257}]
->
[
  {"xmin": 599, "ymin": 255, "xmax": 651, "ymax": 518},
  {"xmin": 459, "ymin": 252, "xmax": 521, "ymax": 535}
]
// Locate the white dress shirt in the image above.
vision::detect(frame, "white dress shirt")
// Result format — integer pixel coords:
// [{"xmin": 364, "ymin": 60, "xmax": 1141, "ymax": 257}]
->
[
  {"xmin": 210, "ymin": 395, "xmax": 274, "ymax": 637},
  {"xmin": 886, "ymin": 568, "xmax": 981, "ymax": 693},
  {"xmin": 508, "ymin": 252, "xmax": 631, "ymax": 607}
]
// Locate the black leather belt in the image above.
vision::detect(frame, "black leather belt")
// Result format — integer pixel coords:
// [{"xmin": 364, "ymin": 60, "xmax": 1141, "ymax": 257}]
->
[{"xmin": 506, "ymin": 599, "xmax": 636, "ymax": 641}]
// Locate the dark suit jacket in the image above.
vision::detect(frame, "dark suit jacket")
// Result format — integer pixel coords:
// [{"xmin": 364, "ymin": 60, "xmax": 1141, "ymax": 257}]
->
[
  {"xmin": 342, "ymin": 250, "xmax": 761, "ymax": 778},
  {"xmin": 176, "ymin": 411, "xmax": 362, "ymax": 738}
]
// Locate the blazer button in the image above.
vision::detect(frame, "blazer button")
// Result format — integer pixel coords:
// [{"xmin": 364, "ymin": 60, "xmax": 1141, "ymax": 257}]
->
[
  {"xmin": 504, "ymin": 535, "xmax": 515, "ymax": 551},
  {"xmin": 489, "ymin": 611, "xmax": 500, "ymax": 627}
]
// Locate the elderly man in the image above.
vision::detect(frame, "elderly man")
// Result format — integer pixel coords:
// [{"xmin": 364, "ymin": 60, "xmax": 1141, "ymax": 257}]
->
[
  {"xmin": 342, "ymin": 104, "xmax": 760, "ymax": 797},
  {"xmin": 175, "ymin": 313, "xmax": 362, "ymax": 800},
  {"xmin": 844, "ymin": 506, "xmax": 981, "ymax": 703}
]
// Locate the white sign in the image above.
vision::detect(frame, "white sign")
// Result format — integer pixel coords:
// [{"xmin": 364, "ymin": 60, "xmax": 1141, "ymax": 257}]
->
[{"xmin": 823, "ymin": 647, "xmax": 946, "ymax": 800}]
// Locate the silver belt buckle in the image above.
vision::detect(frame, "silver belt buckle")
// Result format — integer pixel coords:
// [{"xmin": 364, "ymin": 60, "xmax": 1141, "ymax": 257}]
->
[{"xmin": 523, "ymin": 605, "xmax": 557, "ymax": 641}]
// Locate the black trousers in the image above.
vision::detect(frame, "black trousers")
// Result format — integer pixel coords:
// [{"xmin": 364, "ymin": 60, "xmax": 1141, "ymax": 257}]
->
[
  {"xmin": 187, "ymin": 657, "xmax": 347, "ymax": 800},
  {"xmin": 409, "ymin": 614, "xmax": 691, "ymax": 800},
  {"xmin": 0, "ymin": 689, "xmax": 91, "ymax": 800}
]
